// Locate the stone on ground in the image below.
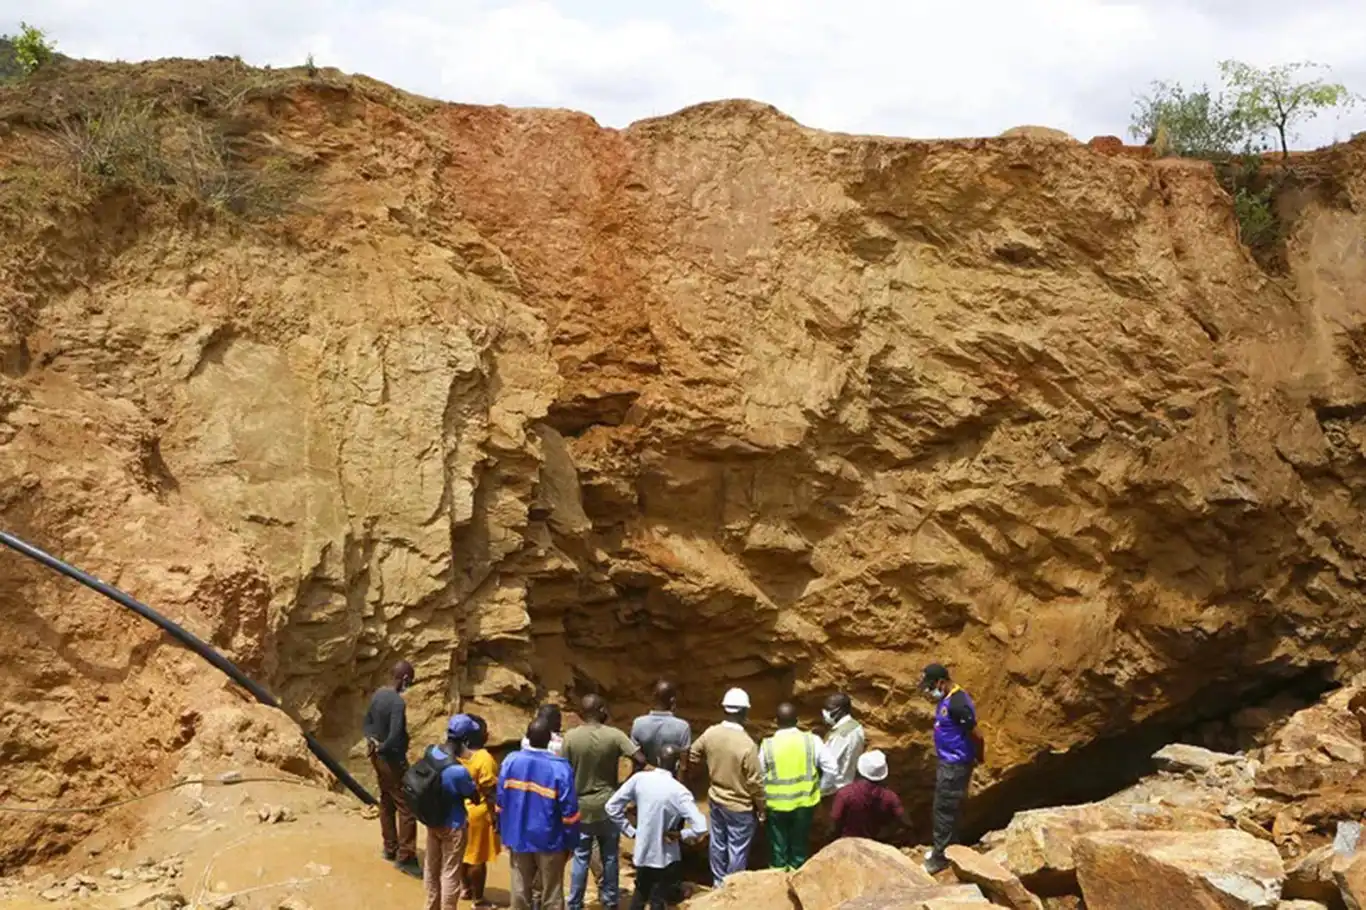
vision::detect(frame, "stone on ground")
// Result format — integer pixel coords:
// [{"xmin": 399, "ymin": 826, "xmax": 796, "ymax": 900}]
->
[
  {"xmin": 834, "ymin": 883, "xmax": 992, "ymax": 908},
  {"xmin": 684, "ymin": 869, "xmax": 796, "ymax": 909},
  {"xmin": 1276, "ymin": 901, "xmax": 1330, "ymax": 909},
  {"xmin": 945, "ymin": 844, "xmax": 1044, "ymax": 910},
  {"xmin": 1152, "ymin": 743, "xmax": 1245, "ymax": 775},
  {"xmin": 1284, "ymin": 844, "xmax": 1337, "ymax": 903},
  {"xmin": 1333, "ymin": 846, "xmax": 1366, "ymax": 910},
  {"xmin": 1002, "ymin": 802, "xmax": 1228, "ymax": 893},
  {"xmin": 1074, "ymin": 828, "xmax": 1285, "ymax": 910},
  {"xmin": 792, "ymin": 838, "xmax": 937, "ymax": 910}
]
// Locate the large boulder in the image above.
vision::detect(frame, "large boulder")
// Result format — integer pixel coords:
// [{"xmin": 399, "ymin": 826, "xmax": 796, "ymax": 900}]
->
[
  {"xmin": 1333, "ymin": 848, "xmax": 1366, "ymax": 910},
  {"xmin": 1002, "ymin": 802, "xmax": 1228, "ymax": 893},
  {"xmin": 835, "ymin": 884, "xmax": 992, "ymax": 908},
  {"xmin": 1074, "ymin": 829, "xmax": 1286, "ymax": 910},
  {"xmin": 945, "ymin": 845, "xmax": 1044, "ymax": 910},
  {"xmin": 792, "ymin": 838, "xmax": 936, "ymax": 910},
  {"xmin": 684, "ymin": 869, "xmax": 795, "ymax": 909}
]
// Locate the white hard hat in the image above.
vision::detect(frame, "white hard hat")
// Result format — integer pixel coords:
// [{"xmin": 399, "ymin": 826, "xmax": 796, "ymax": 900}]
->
[
  {"xmin": 721, "ymin": 687, "xmax": 751, "ymax": 710},
  {"xmin": 857, "ymin": 749, "xmax": 889, "ymax": 782}
]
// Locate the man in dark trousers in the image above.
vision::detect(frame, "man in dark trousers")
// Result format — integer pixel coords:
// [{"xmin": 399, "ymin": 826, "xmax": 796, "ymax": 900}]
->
[
  {"xmin": 921, "ymin": 663, "xmax": 984, "ymax": 875},
  {"xmin": 364, "ymin": 659, "xmax": 419, "ymax": 876}
]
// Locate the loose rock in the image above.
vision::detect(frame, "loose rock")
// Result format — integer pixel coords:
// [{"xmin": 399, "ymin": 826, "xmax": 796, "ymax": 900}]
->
[
  {"xmin": 792, "ymin": 838, "xmax": 937, "ymax": 910},
  {"xmin": 1153, "ymin": 743, "xmax": 1245, "ymax": 775},
  {"xmin": 834, "ymin": 884, "xmax": 992, "ymax": 908},
  {"xmin": 684, "ymin": 869, "xmax": 795, "ymax": 908},
  {"xmin": 1075, "ymin": 828, "xmax": 1285, "ymax": 910},
  {"xmin": 945, "ymin": 845, "xmax": 1044, "ymax": 910}
]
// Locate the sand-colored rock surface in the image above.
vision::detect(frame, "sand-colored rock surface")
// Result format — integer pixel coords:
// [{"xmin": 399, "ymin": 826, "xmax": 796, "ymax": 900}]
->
[
  {"xmin": 791, "ymin": 838, "xmax": 936, "ymax": 910},
  {"xmin": 1074, "ymin": 828, "xmax": 1285, "ymax": 910},
  {"xmin": 685, "ymin": 869, "xmax": 796, "ymax": 909},
  {"xmin": 3, "ymin": 55, "xmax": 1366, "ymax": 869},
  {"xmin": 946, "ymin": 844, "xmax": 1043, "ymax": 909}
]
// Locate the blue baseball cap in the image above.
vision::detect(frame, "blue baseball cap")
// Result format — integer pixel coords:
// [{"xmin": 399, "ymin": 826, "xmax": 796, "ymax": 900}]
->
[{"xmin": 447, "ymin": 713, "xmax": 478, "ymax": 739}]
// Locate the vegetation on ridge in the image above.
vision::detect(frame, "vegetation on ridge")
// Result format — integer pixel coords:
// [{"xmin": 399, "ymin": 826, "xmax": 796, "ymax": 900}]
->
[{"xmin": 1130, "ymin": 59, "xmax": 1358, "ymax": 261}]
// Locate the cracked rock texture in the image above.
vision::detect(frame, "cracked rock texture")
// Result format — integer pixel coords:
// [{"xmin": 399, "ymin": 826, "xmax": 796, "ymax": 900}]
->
[{"xmin": 2, "ymin": 58, "xmax": 1366, "ymax": 866}]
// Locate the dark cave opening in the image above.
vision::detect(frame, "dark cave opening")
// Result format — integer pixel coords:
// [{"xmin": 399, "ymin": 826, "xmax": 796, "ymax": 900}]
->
[{"xmin": 955, "ymin": 662, "xmax": 1340, "ymax": 845}]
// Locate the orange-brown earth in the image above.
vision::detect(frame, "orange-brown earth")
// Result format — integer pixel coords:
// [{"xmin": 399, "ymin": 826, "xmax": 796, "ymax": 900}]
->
[{"xmin": 2, "ymin": 56, "xmax": 1366, "ymax": 870}]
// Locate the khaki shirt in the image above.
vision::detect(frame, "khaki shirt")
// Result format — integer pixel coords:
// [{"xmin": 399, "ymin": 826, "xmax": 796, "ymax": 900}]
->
[{"xmin": 688, "ymin": 721, "xmax": 764, "ymax": 813}]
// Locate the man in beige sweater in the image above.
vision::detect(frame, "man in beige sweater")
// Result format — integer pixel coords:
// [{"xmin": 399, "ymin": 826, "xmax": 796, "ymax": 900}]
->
[{"xmin": 688, "ymin": 688, "xmax": 765, "ymax": 887}]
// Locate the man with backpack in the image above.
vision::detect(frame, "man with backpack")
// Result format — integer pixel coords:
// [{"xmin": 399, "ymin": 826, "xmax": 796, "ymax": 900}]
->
[
  {"xmin": 404, "ymin": 714, "xmax": 481, "ymax": 910},
  {"xmin": 500, "ymin": 717, "xmax": 581, "ymax": 910}
]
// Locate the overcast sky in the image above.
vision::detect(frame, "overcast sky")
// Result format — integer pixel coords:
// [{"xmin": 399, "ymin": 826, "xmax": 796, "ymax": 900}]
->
[{"xmin": 11, "ymin": 0, "xmax": 1366, "ymax": 147}]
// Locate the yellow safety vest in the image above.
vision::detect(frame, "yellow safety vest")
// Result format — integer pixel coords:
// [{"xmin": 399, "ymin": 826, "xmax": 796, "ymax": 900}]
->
[{"xmin": 761, "ymin": 731, "xmax": 821, "ymax": 811}]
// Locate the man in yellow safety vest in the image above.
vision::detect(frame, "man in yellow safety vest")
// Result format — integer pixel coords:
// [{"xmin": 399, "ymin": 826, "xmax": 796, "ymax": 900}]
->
[{"xmin": 759, "ymin": 702, "xmax": 838, "ymax": 870}]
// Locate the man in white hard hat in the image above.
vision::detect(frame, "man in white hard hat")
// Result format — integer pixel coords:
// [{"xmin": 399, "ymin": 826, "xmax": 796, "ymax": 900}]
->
[
  {"xmin": 687, "ymin": 687, "xmax": 764, "ymax": 887},
  {"xmin": 830, "ymin": 749, "xmax": 908, "ymax": 843}
]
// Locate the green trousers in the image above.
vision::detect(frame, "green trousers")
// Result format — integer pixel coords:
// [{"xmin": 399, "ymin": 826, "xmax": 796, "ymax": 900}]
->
[{"xmin": 767, "ymin": 805, "xmax": 816, "ymax": 871}]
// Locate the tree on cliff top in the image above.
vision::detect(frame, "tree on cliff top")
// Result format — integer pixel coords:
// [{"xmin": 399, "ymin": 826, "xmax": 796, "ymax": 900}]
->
[
  {"xmin": 1128, "ymin": 81, "xmax": 1247, "ymax": 158},
  {"xmin": 1, "ymin": 23, "xmax": 56, "ymax": 77},
  {"xmin": 1219, "ymin": 60, "xmax": 1357, "ymax": 159},
  {"xmin": 1130, "ymin": 60, "xmax": 1356, "ymax": 159}
]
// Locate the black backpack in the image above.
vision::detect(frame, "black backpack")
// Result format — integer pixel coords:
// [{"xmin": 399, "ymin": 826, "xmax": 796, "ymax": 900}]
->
[{"xmin": 402, "ymin": 746, "xmax": 456, "ymax": 827}]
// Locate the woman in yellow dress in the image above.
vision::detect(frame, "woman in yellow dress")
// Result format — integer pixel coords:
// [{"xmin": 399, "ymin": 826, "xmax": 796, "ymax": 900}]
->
[{"xmin": 459, "ymin": 714, "xmax": 500, "ymax": 908}]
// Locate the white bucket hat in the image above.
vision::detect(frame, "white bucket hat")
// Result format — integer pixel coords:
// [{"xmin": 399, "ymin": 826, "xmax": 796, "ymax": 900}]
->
[
  {"xmin": 721, "ymin": 687, "xmax": 751, "ymax": 710},
  {"xmin": 857, "ymin": 749, "xmax": 889, "ymax": 782}
]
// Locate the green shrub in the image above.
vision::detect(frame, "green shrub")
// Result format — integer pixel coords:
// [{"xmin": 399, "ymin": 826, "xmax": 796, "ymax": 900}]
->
[{"xmin": 12, "ymin": 22, "xmax": 55, "ymax": 75}]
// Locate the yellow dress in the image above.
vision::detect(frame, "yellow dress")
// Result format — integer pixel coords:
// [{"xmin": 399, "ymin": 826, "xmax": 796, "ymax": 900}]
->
[{"xmin": 460, "ymin": 748, "xmax": 501, "ymax": 865}]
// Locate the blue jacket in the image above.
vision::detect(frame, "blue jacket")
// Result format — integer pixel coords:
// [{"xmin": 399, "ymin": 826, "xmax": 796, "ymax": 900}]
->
[
  {"xmin": 498, "ymin": 748, "xmax": 580, "ymax": 853},
  {"xmin": 934, "ymin": 686, "xmax": 978, "ymax": 765},
  {"xmin": 428, "ymin": 745, "xmax": 478, "ymax": 829}
]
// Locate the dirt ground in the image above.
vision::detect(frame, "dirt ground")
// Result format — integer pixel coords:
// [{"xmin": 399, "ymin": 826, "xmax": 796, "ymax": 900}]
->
[{"xmin": 0, "ymin": 778, "xmax": 629, "ymax": 909}]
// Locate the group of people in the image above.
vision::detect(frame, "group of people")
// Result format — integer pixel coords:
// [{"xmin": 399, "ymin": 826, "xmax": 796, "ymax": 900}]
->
[{"xmin": 362, "ymin": 661, "xmax": 983, "ymax": 910}]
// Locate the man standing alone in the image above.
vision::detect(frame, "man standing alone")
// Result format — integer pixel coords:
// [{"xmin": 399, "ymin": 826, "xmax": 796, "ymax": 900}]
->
[
  {"xmin": 759, "ymin": 703, "xmax": 834, "ymax": 871},
  {"xmin": 563, "ymin": 694, "xmax": 646, "ymax": 910},
  {"xmin": 921, "ymin": 663, "xmax": 984, "ymax": 875},
  {"xmin": 500, "ymin": 718, "xmax": 581, "ymax": 910},
  {"xmin": 688, "ymin": 688, "xmax": 764, "ymax": 887},
  {"xmin": 364, "ymin": 659, "xmax": 419, "ymax": 876}
]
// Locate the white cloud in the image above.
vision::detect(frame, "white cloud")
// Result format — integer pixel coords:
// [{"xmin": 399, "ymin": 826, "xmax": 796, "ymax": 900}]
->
[{"xmin": 10, "ymin": 0, "xmax": 1366, "ymax": 146}]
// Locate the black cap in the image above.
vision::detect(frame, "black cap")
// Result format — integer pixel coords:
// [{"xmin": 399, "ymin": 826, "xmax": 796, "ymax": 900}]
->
[{"xmin": 920, "ymin": 663, "xmax": 949, "ymax": 690}]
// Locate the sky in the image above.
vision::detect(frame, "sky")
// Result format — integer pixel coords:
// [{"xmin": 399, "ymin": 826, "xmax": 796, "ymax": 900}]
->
[{"xmin": 10, "ymin": 0, "xmax": 1366, "ymax": 148}]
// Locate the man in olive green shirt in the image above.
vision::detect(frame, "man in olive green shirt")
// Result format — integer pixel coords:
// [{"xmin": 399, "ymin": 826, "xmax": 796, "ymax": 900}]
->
[{"xmin": 563, "ymin": 694, "xmax": 646, "ymax": 910}]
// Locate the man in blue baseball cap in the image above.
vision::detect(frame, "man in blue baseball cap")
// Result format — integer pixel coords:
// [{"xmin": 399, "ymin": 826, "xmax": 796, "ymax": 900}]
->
[{"xmin": 408, "ymin": 713, "xmax": 481, "ymax": 909}]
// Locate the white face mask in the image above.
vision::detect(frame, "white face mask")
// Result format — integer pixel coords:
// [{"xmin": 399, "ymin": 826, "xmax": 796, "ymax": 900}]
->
[{"xmin": 822, "ymin": 709, "xmax": 838, "ymax": 725}]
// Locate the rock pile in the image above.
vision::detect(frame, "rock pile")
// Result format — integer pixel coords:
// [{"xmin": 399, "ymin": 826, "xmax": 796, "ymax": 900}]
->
[{"xmin": 685, "ymin": 676, "xmax": 1366, "ymax": 909}]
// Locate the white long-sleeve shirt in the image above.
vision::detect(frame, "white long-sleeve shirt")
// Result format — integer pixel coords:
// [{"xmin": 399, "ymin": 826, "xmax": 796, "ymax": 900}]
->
[
  {"xmin": 819, "ymin": 715, "xmax": 866, "ymax": 796},
  {"xmin": 606, "ymin": 769, "xmax": 708, "ymax": 869}
]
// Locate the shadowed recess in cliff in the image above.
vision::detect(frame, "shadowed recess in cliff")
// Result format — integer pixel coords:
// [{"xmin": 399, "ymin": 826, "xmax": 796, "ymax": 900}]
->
[{"xmin": 953, "ymin": 662, "xmax": 1339, "ymax": 844}]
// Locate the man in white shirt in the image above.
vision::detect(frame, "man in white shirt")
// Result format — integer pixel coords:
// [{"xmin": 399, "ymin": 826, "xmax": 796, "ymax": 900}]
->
[
  {"xmin": 607, "ymin": 745, "xmax": 707, "ymax": 910},
  {"xmin": 819, "ymin": 693, "xmax": 865, "ymax": 796}
]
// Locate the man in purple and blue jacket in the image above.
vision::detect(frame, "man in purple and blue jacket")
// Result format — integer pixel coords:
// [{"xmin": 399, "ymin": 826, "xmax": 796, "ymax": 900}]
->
[
  {"xmin": 921, "ymin": 663, "xmax": 985, "ymax": 875},
  {"xmin": 499, "ymin": 717, "xmax": 581, "ymax": 910}
]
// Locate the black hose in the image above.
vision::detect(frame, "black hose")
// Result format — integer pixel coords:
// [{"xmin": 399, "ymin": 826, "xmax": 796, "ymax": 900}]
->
[{"xmin": 0, "ymin": 529, "xmax": 376, "ymax": 806}]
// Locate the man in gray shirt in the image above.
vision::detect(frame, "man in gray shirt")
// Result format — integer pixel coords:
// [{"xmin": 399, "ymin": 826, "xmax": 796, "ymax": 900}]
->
[
  {"xmin": 631, "ymin": 680, "xmax": 692, "ymax": 769},
  {"xmin": 606, "ymin": 745, "xmax": 707, "ymax": 910}
]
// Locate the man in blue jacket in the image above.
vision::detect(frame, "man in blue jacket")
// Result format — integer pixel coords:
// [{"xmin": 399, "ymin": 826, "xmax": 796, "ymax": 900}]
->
[
  {"xmin": 500, "ymin": 717, "xmax": 581, "ymax": 910},
  {"xmin": 921, "ymin": 663, "xmax": 984, "ymax": 875}
]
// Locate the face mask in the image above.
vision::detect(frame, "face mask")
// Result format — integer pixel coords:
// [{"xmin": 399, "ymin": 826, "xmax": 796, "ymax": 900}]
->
[{"xmin": 822, "ymin": 709, "xmax": 837, "ymax": 725}]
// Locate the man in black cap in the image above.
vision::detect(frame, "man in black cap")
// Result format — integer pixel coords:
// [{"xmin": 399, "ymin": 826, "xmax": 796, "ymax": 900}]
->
[{"xmin": 920, "ymin": 663, "xmax": 984, "ymax": 875}]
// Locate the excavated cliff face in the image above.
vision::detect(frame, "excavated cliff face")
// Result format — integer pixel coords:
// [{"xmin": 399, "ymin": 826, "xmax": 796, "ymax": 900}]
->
[{"xmin": 2, "ymin": 58, "xmax": 1365, "ymax": 866}]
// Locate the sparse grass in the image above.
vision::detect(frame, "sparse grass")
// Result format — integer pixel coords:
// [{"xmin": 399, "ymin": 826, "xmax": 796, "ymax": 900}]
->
[{"xmin": 0, "ymin": 57, "xmax": 321, "ymax": 222}]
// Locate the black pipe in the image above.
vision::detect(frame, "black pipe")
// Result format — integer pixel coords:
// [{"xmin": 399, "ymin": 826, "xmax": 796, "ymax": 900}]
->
[{"xmin": 0, "ymin": 529, "xmax": 376, "ymax": 806}]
